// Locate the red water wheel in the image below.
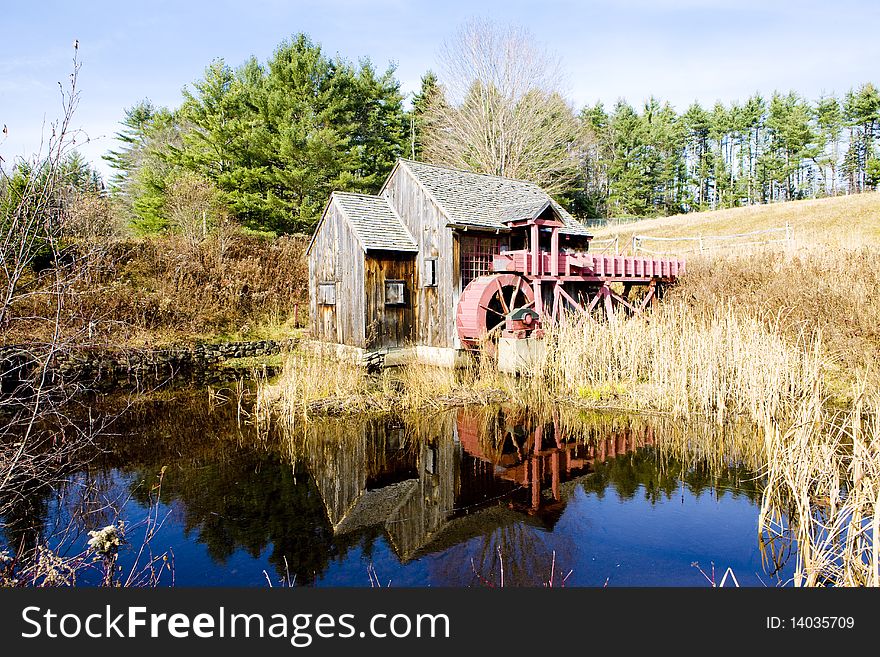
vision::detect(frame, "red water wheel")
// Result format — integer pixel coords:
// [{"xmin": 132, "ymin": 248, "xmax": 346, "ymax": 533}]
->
[{"xmin": 456, "ymin": 274, "xmax": 535, "ymax": 349}]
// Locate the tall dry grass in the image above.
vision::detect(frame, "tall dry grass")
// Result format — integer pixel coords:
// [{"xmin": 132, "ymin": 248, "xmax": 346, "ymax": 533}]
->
[
  {"xmin": 542, "ymin": 302, "xmax": 823, "ymax": 424},
  {"xmin": 257, "ymin": 350, "xmax": 519, "ymax": 427},
  {"xmin": 759, "ymin": 388, "xmax": 880, "ymax": 587},
  {"xmin": 669, "ymin": 247, "xmax": 880, "ymax": 391},
  {"xmin": 537, "ymin": 246, "xmax": 880, "ymax": 586},
  {"xmin": 255, "ymin": 353, "xmax": 372, "ymax": 423}
]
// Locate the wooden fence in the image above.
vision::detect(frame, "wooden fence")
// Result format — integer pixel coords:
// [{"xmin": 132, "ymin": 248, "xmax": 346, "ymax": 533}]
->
[
  {"xmin": 587, "ymin": 235, "xmax": 619, "ymax": 254},
  {"xmin": 629, "ymin": 224, "xmax": 792, "ymax": 256}
]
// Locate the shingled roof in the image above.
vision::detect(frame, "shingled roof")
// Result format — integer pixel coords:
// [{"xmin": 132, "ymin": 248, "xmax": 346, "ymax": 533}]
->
[
  {"xmin": 395, "ymin": 159, "xmax": 591, "ymax": 237},
  {"xmin": 331, "ymin": 192, "xmax": 418, "ymax": 253}
]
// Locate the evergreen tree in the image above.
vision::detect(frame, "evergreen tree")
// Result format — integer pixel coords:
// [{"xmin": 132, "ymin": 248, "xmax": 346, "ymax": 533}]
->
[
  {"xmin": 683, "ymin": 102, "xmax": 713, "ymax": 210},
  {"xmin": 572, "ymin": 102, "xmax": 610, "ymax": 217},
  {"xmin": 709, "ymin": 101, "xmax": 735, "ymax": 208},
  {"xmin": 843, "ymin": 83, "xmax": 880, "ymax": 193},
  {"xmin": 347, "ymin": 61, "xmax": 406, "ymax": 190},
  {"xmin": 259, "ymin": 34, "xmax": 358, "ymax": 232},
  {"xmin": 104, "ymin": 101, "xmax": 182, "ymax": 232},
  {"xmin": 103, "ymin": 100, "xmax": 156, "ymax": 190},
  {"xmin": 605, "ymin": 100, "xmax": 651, "ymax": 216},
  {"xmin": 814, "ymin": 95, "xmax": 844, "ymax": 195},
  {"xmin": 409, "ymin": 71, "xmax": 440, "ymax": 160},
  {"xmin": 109, "ymin": 33, "xmax": 406, "ymax": 234}
]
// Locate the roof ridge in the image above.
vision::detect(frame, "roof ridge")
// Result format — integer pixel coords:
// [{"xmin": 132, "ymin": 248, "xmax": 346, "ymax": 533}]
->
[{"xmin": 399, "ymin": 158, "xmax": 543, "ymax": 188}]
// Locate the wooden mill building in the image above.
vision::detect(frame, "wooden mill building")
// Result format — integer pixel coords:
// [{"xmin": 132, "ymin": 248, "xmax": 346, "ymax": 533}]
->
[{"xmin": 307, "ymin": 159, "xmax": 592, "ymax": 364}]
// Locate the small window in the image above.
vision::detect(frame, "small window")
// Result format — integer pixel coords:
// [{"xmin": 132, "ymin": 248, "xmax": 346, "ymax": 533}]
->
[
  {"xmin": 384, "ymin": 280, "xmax": 406, "ymax": 305},
  {"xmin": 318, "ymin": 282, "xmax": 336, "ymax": 305},
  {"xmin": 423, "ymin": 257, "xmax": 437, "ymax": 287}
]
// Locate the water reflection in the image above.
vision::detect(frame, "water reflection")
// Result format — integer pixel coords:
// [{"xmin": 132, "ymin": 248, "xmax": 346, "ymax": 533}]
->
[{"xmin": 1, "ymin": 391, "xmax": 782, "ymax": 586}]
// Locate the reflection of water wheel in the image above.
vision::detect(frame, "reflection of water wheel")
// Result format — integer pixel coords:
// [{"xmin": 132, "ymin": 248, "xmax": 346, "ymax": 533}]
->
[{"xmin": 456, "ymin": 274, "xmax": 535, "ymax": 349}]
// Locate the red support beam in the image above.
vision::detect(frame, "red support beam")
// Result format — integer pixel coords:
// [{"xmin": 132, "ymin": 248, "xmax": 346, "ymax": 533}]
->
[
  {"xmin": 609, "ymin": 289, "xmax": 639, "ymax": 314},
  {"xmin": 530, "ymin": 224, "xmax": 540, "ymax": 276},
  {"xmin": 558, "ymin": 285, "xmax": 586, "ymax": 314},
  {"xmin": 602, "ymin": 285, "xmax": 614, "ymax": 318}
]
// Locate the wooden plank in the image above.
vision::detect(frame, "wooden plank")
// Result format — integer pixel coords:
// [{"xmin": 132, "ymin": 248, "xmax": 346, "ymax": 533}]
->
[
  {"xmin": 384, "ymin": 166, "xmax": 453, "ymax": 348},
  {"xmin": 307, "ymin": 201, "xmax": 366, "ymax": 347},
  {"xmin": 363, "ymin": 253, "xmax": 416, "ymax": 349}
]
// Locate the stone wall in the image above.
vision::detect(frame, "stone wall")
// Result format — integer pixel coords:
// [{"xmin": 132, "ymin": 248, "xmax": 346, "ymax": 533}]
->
[{"xmin": 0, "ymin": 339, "xmax": 296, "ymax": 391}]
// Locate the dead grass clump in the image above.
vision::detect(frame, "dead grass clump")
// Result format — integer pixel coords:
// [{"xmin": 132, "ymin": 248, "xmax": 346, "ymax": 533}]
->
[{"xmin": 256, "ymin": 353, "xmax": 373, "ymax": 423}]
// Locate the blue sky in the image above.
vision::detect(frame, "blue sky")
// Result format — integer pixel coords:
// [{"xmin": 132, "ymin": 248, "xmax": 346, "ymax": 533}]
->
[{"xmin": 2, "ymin": 0, "xmax": 878, "ymax": 179}]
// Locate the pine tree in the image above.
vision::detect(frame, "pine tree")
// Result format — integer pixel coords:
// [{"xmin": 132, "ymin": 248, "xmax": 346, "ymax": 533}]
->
[
  {"xmin": 409, "ymin": 71, "xmax": 440, "ymax": 160},
  {"xmin": 843, "ymin": 83, "xmax": 880, "ymax": 193},
  {"xmin": 348, "ymin": 61, "xmax": 406, "ymax": 190},
  {"xmin": 605, "ymin": 100, "xmax": 651, "ymax": 216},
  {"xmin": 103, "ymin": 100, "xmax": 156, "ymax": 190},
  {"xmin": 814, "ymin": 95, "xmax": 844, "ymax": 195},
  {"xmin": 682, "ymin": 102, "xmax": 713, "ymax": 210},
  {"xmin": 104, "ymin": 101, "xmax": 182, "ymax": 232},
  {"xmin": 116, "ymin": 33, "xmax": 407, "ymax": 234},
  {"xmin": 572, "ymin": 102, "xmax": 610, "ymax": 217}
]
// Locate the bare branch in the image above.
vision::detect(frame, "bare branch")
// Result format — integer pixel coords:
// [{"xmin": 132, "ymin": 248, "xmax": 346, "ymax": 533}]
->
[{"xmin": 422, "ymin": 19, "xmax": 584, "ymax": 195}]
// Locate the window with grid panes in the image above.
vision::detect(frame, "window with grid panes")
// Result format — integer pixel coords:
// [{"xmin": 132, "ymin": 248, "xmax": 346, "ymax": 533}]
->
[{"xmin": 459, "ymin": 234, "xmax": 504, "ymax": 288}]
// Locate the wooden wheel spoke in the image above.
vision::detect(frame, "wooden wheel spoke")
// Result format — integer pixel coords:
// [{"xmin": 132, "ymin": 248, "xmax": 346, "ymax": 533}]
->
[
  {"xmin": 479, "ymin": 304, "xmax": 505, "ymax": 317},
  {"xmin": 494, "ymin": 278, "xmax": 510, "ymax": 315},
  {"xmin": 508, "ymin": 278, "xmax": 521, "ymax": 312}
]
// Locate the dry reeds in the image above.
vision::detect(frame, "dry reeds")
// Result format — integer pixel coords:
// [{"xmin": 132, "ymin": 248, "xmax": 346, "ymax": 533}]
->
[
  {"xmin": 669, "ymin": 247, "xmax": 880, "ymax": 390},
  {"xmin": 542, "ymin": 301, "xmax": 824, "ymax": 424},
  {"xmin": 256, "ymin": 353, "xmax": 374, "ymax": 423},
  {"xmin": 257, "ymin": 351, "xmax": 516, "ymax": 427},
  {"xmin": 759, "ymin": 388, "xmax": 880, "ymax": 587}
]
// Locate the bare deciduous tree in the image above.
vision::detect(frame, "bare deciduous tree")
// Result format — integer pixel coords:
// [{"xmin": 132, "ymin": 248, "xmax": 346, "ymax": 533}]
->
[
  {"xmin": 164, "ymin": 171, "xmax": 228, "ymax": 250},
  {"xmin": 0, "ymin": 48, "xmax": 111, "ymax": 523},
  {"xmin": 422, "ymin": 19, "xmax": 584, "ymax": 195}
]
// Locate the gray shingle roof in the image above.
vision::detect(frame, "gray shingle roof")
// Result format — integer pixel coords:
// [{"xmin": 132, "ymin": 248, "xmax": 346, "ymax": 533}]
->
[
  {"xmin": 333, "ymin": 192, "xmax": 418, "ymax": 252},
  {"xmin": 398, "ymin": 159, "xmax": 591, "ymax": 237}
]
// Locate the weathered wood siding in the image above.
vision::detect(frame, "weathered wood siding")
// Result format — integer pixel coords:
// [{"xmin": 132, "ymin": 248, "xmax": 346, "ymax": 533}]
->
[
  {"xmin": 364, "ymin": 253, "xmax": 416, "ymax": 349},
  {"xmin": 308, "ymin": 200, "xmax": 366, "ymax": 347},
  {"xmin": 383, "ymin": 165, "xmax": 458, "ymax": 348}
]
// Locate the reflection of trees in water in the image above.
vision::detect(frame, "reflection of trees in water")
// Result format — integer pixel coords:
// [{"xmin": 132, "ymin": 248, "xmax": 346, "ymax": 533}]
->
[
  {"xmin": 1, "ymin": 459, "xmax": 135, "ymax": 562},
  {"xmin": 468, "ymin": 523, "xmax": 575, "ymax": 587},
  {"xmin": 425, "ymin": 521, "xmax": 575, "ymax": 587},
  {"xmin": 71, "ymin": 391, "xmax": 347, "ymax": 584},
  {"xmin": 5, "ymin": 389, "xmax": 776, "ymax": 585},
  {"xmin": 123, "ymin": 443, "xmax": 346, "ymax": 585},
  {"xmin": 110, "ymin": 399, "xmax": 768, "ymax": 584},
  {"xmin": 582, "ymin": 447, "xmax": 763, "ymax": 506},
  {"xmin": 0, "ymin": 480, "xmax": 51, "ymax": 555}
]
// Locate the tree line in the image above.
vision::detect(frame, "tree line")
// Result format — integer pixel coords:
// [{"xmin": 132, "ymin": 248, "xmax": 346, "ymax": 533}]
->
[
  {"xmin": 577, "ymin": 86, "xmax": 880, "ymax": 218},
  {"xmin": 101, "ymin": 29, "xmax": 880, "ymax": 236}
]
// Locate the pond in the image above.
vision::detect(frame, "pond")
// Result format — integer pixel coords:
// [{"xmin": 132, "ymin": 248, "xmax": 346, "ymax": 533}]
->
[{"xmin": 1, "ymin": 389, "xmax": 795, "ymax": 587}]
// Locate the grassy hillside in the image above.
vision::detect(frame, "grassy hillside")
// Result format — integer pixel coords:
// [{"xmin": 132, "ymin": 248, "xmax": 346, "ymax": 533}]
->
[
  {"xmin": 591, "ymin": 191, "xmax": 880, "ymax": 250},
  {"xmin": 589, "ymin": 191, "xmax": 880, "ymax": 396}
]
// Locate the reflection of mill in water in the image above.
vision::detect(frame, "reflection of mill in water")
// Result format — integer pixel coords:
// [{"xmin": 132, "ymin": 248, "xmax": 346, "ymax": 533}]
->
[{"xmin": 302, "ymin": 409, "xmax": 653, "ymax": 562}]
